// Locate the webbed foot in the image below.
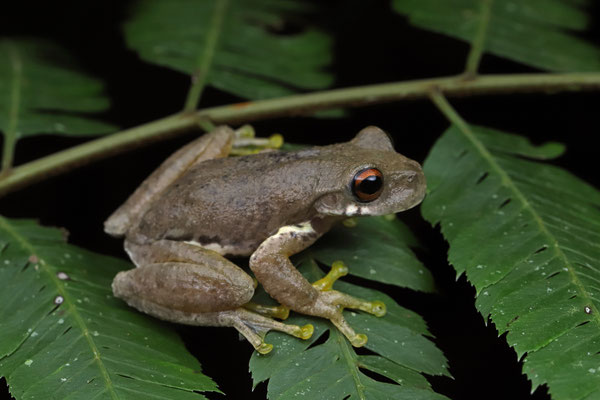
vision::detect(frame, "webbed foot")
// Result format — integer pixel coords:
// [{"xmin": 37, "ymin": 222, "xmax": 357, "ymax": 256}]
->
[
  {"xmin": 310, "ymin": 261, "xmax": 386, "ymax": 347},
  {"xmin": 226, "ymin": 308, "xmax": 313, "ymax": 354}
]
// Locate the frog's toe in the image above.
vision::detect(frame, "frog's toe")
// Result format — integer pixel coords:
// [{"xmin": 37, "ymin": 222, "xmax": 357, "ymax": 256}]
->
[
  {"xmin": 244, "ymin": 302, "xmax": 290, "ymax": 320},
  {"xmin": 351, "ymin": 334, "xmax": 368, "ymax": 348},
  {"xmin": 230, "ymin": 124, "xmax": 284, "ymax": 155},
  {"xmin": 256, "ymin": 342, "xmax": 274, "ymax": 355},
  {"xmin": 368, "ymin": 300, "xmax": 387, "ymax": 317},
  {"xmin": 328, "ymin": 311, "xmax": 368, "ymax": 348},
  {"xmin": 325, "ymin": 290, "xmax": 387, "ymax": 318},
  {"xmin": 312, "ymin": 260, "xmax": 348, "ymax": 291},
  {"xmin": 295, "ymin": 324, "xmax": 314, "ymax": 340}
]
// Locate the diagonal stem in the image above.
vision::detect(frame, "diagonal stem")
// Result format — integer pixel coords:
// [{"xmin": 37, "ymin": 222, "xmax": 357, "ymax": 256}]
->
[
  {"xmin": 464, "ymin": 0, "xmax": 493, "ymax": 76},
  {"xmin": 1, "ymin": 72, "xmax": 600, "ymax": 197},
  {"xmin": 182, "ymin": 0, "xmax": 228, "ymax": 112}
]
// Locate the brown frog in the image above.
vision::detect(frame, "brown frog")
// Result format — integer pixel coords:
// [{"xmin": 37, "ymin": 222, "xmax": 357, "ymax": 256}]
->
[{"xmin": 105, "ymin": 126, "xmax": 426, "ymax": 354}]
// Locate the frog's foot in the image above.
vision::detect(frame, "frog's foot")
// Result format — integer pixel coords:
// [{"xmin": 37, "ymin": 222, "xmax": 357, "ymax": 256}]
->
[
  {"xmin": 226, "ymin": 308, "xmax": 313, "ymax": 354},
  {"xmin": 310, "ymin": 261, "xmax": 386, "ymax": 347},
  {"xmin": 243, "ymin": 301, "xmax": 290, "ymax": 320},
  {"xmin": 230, "ymin": 124, "xmax": 283, "ymax": 155}
]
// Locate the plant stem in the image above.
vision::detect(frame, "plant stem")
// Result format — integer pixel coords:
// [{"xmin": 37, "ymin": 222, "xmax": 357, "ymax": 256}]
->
[
  {"xmin": 1, "ymin": 72, "xmax": 600, "ymax": 197},
  {"xmin": 182, "ymin": 0, "xmax": 228, "ymax": 112},
  {"xmin": 428, "ymin": 89, "xmax": 471, "ymax": 136},
  {"xmin": 2, "ymin": 41, "xmax": 23, "ymax": 173},
  {"xmin": 464, "ymin": 0, "xmax": 493, "ymax": 76}
]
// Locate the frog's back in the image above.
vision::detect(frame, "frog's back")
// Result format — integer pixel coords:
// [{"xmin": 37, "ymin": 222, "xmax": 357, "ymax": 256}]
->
[{"xmin": 132, "ymin": 148, "xmax": 325, "ymax": 256}]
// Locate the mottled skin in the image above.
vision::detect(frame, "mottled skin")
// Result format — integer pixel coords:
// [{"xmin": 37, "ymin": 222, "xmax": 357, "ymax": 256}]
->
[{"xmin": 105, "ymin": 125, "xmax": 426, "ymax": 353}]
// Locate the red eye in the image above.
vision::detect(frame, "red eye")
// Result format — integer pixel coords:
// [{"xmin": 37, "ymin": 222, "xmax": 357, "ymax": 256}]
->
[{"xmin": 352, "ymin": 168, "xmax": 383, "ymax": 202}]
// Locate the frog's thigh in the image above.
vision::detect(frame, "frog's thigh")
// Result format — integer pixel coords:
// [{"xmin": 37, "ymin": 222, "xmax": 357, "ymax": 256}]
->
[
  {"xmin": 114, "ymin": 240, "xmax": 314, "ymax": 354},
  {"xmin": 105, "ymin": 126, "xmax": 235, "ymax": 236},
  {"xmin": 114, "ymin": 240, "xmax": 255, "ymax": 317}
]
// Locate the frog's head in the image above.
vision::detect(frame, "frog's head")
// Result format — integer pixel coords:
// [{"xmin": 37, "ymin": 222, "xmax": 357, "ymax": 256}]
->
[{"xmin": 314, "ymin": 126, "xmax": 426, "ymax": 217}]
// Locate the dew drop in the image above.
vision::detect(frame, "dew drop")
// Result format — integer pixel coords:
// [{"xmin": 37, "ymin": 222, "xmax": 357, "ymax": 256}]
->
[
  {"xmin": 57, "ymin": 272, "xmax": 70, "ymax": 280},
  {"xmin": 54, "ymin": 295, "xmax": 64, "ymax": 305}
]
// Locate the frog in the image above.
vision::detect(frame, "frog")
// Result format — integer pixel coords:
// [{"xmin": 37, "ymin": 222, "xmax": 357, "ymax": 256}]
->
[{"xmin": 105, "ymin": 125, "xmax": 426, "ymax": 354}]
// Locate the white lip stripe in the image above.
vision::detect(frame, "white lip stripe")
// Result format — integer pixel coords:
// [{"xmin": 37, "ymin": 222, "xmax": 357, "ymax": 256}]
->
[
  {"xmin": 276, "ymin": 221, "xmax": 314, "ymax": 236},
  {"xmin": 345, "ymin": 204, "xmax": 359, "ymax": 215}
]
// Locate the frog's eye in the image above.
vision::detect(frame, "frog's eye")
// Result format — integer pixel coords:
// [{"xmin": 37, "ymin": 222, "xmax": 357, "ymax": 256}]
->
[{"xmin": 352, "ymin": 168, "xmax": 383, "ymax": 202}]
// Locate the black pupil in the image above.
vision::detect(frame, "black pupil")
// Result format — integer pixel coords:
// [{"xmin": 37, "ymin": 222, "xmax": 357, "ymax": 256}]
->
[{"xmin": 359, "ymin": 175, "xmax": 382, "ymax": 195}]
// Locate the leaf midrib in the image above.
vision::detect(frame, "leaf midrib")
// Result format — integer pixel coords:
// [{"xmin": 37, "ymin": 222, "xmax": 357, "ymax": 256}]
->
[
  {"xmin": 0, "ymin": 216, "xmax": 120, "ymax": 400},
  {"xmin": 183, "ymin": 0, "xmax": 229, "ymax": 112},
  {"xmin": 2, "ymin": 40, "xmax": 22, "ymax": 171},
  {"xmin": 464, "ymin": 0, "xmax": 493, "ymax": 74},
  {"xmin": 334, "ymin": 328, "xmax": 366, "ymax": 400},
  {"xmin": 452, "ymin": 121, "xmax": 600, "ymax": 333}
]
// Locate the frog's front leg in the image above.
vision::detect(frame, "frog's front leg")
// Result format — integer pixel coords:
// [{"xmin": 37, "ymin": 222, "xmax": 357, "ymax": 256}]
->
[
  {"xmin": 250, "ymin": 219, "xmax": 385, "ymax": 347},
  {"xmin": 113, "ymin": 240, "xmax": 313, "ymax": 354}
]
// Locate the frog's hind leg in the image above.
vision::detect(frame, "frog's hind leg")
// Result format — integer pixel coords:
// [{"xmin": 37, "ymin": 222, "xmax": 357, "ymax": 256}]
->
[
  {"xmin": 104, "ymin": 126, "xmax": 235, "ymax": 236},
  {"xmin": 113, "ymin": 239, "xmax": 312, "ymax": 354}
]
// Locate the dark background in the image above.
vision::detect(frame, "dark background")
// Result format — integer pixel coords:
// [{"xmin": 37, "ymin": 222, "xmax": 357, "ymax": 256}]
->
[{"xmin": 1, "ymin": 1, "xmax": 599, "ymax": 399}]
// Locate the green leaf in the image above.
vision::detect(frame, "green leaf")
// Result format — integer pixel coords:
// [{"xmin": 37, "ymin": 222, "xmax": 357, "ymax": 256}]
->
[
  {"xmin": 0, "ymin": 216, "xmax": 218, "ymax": 399},
  {"xmin": 421, "ymin": 124, "xmax": 600, "ymax": 400},
  {"xmin": 0, "ymin": 39, "xmax": 115, "ymax": 169},
  {"xmin": 392, "ymin": 0, "xmax": 600, "ymax": 72},
  {"xmin": 124, "ymin": 0, "xmax": 333, "ymax": 103},
  {"xmin": 310, "ymin": 216, "xmax": 436, "ymax": 292},
  {"xmin": 250, "ymin": 237, "xmax": 449, "ymax": 399}
]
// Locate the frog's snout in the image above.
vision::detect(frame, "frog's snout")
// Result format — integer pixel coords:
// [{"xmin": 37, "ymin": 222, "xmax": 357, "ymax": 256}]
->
[{"xmin": 396, "ymin": 163, "xmax": 427, "ymax": 209}]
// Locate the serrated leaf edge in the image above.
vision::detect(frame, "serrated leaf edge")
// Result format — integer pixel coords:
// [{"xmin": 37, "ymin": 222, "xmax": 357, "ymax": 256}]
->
[{"xmin": 0, "ymin": 216, "xmax": 120, "ymax": 400}]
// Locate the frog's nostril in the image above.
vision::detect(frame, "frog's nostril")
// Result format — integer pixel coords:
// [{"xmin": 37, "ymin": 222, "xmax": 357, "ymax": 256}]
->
[{"xmin": 405, "ymin": 169, "xmax": 422, "ymax": 184}]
